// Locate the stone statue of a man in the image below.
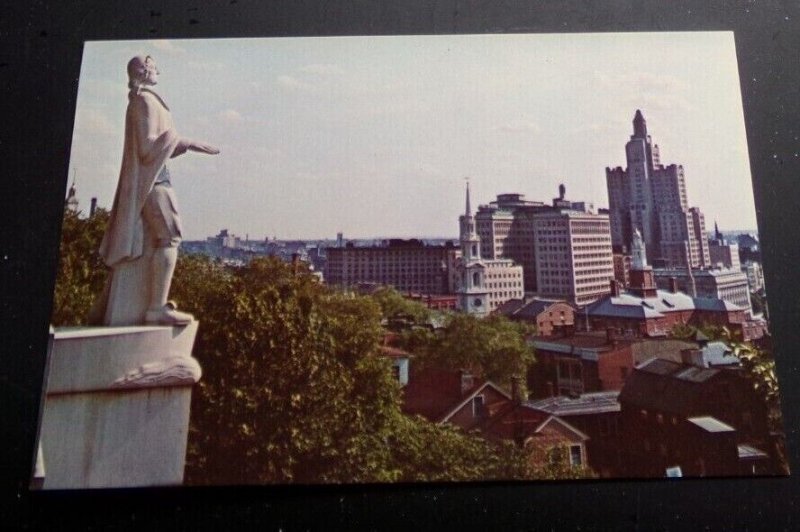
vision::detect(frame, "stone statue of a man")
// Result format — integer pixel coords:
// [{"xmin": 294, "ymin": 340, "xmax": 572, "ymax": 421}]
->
[{"xmin": 91, "ymin": 55, "xmax": 219, "ymax": 326}]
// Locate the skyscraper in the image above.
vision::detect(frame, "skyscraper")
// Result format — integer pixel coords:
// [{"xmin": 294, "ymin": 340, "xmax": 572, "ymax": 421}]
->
[
  {"xmin": 606, "ymin": 110, "xmax": 710, "ymax": 269},
  {"xmin": 474, "ymin": 187, "xmax": 612, "ymax": 305}
]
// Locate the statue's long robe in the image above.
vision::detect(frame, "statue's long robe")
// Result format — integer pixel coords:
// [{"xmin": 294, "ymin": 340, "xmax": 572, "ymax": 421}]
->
[
  {"xmin": 99, "ymin": 88, "xmax": 180, "ymax": 266},
  {"xmin": 91, "ymin": 88, "xmax": 180, "ymax": 325}
]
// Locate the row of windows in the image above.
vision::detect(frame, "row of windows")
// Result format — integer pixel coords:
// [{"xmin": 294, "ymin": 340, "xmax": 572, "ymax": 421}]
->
[
  {"xmin": 575, "ymin": 275, "xmax": 614, "ymax": 286},
  {"xmin": 486, "ymin": 272, "xmax": 522, "ymax": 279},
  {"xmin": 486, "ymin": 282, "xmax": 523, "ymax": 289},
  {"xmin": 489, "ymin": 290, "xmax": 523, "ymax": 300}
]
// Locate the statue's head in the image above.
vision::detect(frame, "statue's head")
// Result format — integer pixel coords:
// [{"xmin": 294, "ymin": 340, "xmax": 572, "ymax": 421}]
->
[{"xmin": 127, "ymin": 55, "xmax": 159, "ymax": 89}]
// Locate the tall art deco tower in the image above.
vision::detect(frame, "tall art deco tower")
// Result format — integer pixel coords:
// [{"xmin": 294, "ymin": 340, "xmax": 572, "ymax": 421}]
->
[{"xmin": 606, "ymin": 110, "xmax": 710, "ymax": 269}]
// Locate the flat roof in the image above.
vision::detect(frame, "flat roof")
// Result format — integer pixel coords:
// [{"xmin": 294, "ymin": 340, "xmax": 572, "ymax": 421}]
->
[
  {"xmin": 687, "ymin": 416, "xmax": 735, "ymax": 433},
  {"xmin": 526, "ymin": 391, "xmax": 621, "ymax": 416}
]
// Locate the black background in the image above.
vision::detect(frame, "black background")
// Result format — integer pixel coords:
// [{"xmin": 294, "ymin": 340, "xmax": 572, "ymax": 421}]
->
[{"xmin": 2, "ymin": 1, "xmax": 800, "ymax": 529}]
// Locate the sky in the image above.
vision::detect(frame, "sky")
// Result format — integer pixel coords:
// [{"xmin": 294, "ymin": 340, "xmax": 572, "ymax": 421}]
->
[{"xmin": 69, "ymin": 32, "xmax": 757, "ymax": 240}]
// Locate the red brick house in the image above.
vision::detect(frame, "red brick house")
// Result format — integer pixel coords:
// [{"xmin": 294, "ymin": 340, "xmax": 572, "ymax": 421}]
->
[
  {"xmin": 582, "ymin": 279, "xmax": 751, "ymax": 339},
  {"xmin": 495, "ymin": 298, "xmax": 576, "ymax": 336},
  {"xmin": 617, "ymin": 357, "xmax": 776, "ymax": 477},
  {"xmin": 402, "ymin": 368, "xmax": 510, "ymax": 425},
  {"xmin": 478, "ymin": 404, "xmax": 590, "ymax": 470},
  {"xmin": 526, "ymin": 330, "xmax": 738, "ymax": 400},
  {"xmin": 402, "ymin": 368, "xmax": 589, "ymax": 471},
  {"xmin": 526, "ymin": 391, "xmax": 622, "ymax": 477}
]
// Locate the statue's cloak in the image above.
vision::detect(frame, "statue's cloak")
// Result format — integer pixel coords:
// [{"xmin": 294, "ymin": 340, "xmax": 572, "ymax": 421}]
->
[{"xmin": 99, "ymin": 88, "xmax": 179, "ymax": 267}]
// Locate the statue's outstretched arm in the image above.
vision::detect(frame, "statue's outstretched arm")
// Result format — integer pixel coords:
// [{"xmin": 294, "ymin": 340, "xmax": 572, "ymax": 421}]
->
[{"xmin": 172, "ymin": 138, "xmax": 220, "ymax": 158}]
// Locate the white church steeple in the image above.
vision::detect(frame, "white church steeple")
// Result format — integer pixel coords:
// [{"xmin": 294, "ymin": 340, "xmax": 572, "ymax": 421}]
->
[{"xmin": 456, "ymin": 180, "xmax": 489, "ymax": 316}]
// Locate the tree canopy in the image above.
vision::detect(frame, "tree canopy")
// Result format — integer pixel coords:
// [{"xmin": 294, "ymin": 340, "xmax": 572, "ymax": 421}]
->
[
  {"xmin": 401, "ymin": 312, "xmax": 536, "ymax": 390},
  {"xmin": 51, "ymin": 208, "xmax": 109, "ymax": 326},
  {"xmin": 51, "ymin": 209, "xmax": 590, "ymax": 484}
]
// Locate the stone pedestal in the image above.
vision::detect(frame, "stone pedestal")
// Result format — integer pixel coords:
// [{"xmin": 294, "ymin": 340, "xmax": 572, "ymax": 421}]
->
[{"xmin": 36, "ymin": 321, "xmax": 201, "ymax": 489}]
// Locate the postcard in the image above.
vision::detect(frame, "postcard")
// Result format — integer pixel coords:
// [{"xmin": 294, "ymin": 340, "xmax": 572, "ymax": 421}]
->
[{"xmin": 35, "ymin": 32, "xmax": 787, "ymax": 488}]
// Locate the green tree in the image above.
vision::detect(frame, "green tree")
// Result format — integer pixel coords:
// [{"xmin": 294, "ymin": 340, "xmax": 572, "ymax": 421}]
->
[
  {"xmin": 172, "ymin": 256, "xmax": 406, "ymax": 484},
  {"xmin": 402, "ymin": 313, "xmax": 535, "ymax": 390},
  {"xmin": 388, "ymin": 414, "xmax": 530, "ymax": 482},
  {"xmin": 527, "ymin": 445, "xmax": 596, "ymax": 480},
  {"xmin": 52, "ymin": 226, "xmax": 588, "ymax": 484},
  {"xmin": 51, "ymin": 208, "xmax": 109, "ymax": 326},
  {"xmin": 368, "ymin": 285, "xmax": 433, "ymax": 325}
]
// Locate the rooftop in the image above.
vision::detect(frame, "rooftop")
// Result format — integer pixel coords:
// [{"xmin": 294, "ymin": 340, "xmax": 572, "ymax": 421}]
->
[
  {"xmin": 585, "ymin": 288, "xmax": 743, "ymax": 320},
  {"xmin": 687, "ymin": 416, "xmax": 735, "ymax": 433},
  {"xmin": 495, "ymin": 297, "xmax": 571, "ymax": 320},
  {"xmin": 525, "ymin": 391, "xmax": 621, "ymax": 416}
]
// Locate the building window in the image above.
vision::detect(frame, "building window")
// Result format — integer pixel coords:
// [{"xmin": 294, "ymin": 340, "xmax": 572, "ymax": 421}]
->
[{"xmin": 569, "ymin": 444, "xmax": 583, "ymax": 466}]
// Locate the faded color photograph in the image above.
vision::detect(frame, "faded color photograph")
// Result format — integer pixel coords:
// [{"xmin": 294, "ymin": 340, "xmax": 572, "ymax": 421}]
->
[{"xmin": 38, "ymin": 32, "xmax": 786, "ymax": 488}]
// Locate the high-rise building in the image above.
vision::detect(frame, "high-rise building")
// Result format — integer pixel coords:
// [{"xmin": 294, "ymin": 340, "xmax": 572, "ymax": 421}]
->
[
  {"xmin": 533, "ymin": 209, "xmax": 615, "ymax": 306},
  {"xmin": 606, "ymin": 110, "xmax": 710, "ymax": 269},
  {"xmin": 455, "ymin": 183, "xmax": 525, "ymax": 315},
  {"xmin": 473, "ymin": 186, "xmax": 613, "ymax": 305},
  {"xmin": 475, "ymin": 193, "xmax": 545, "ymax": 292},
  {"xmin": 475, "ymin": 186, "xmax": 603, "ymax": 295},
  {"xmin": 741, "ymin": 261, "xmax": 765, "ymax": 293},
  {"xmin": 652, "ymin": 267, "xmax": 752, "ymax": 312}
]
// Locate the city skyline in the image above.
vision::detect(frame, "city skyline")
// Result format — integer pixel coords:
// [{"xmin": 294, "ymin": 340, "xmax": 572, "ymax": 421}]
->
[{"xmin": 70, "ymin": 33, "xmax": 756, "ymax": 240}]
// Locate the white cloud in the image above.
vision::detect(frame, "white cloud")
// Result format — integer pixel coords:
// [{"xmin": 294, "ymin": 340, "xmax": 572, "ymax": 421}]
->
[
  {"xmin": 594, "ymin": 71, "xmax": 688, "ymax": 93},
  {"xmin": 493, "ymin": 121, "xmax": 542, "ymax": 134},
  {"xmin": 148, "ymin": 39, "xmax": 187, "ymax": 55},
  {"xmin": 187, "ymin": 60, "xmax": 225, "ymax": 72},
  {"xmin": 298, "ymin": 63, "xmax": 345, "ymax": 76},
  {"xmin": 218, "ymin": 109, "xmax": 244, "ymax": 123},
  {"xmin": 276, "ymin": 74, "xmax": 314, "ymax": 92}
]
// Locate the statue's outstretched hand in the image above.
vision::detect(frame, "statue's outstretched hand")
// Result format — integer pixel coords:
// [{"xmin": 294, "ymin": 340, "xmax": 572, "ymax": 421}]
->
[{"xmin": 189, "ymin": 141, "xmax": 220, "ymax": 155}]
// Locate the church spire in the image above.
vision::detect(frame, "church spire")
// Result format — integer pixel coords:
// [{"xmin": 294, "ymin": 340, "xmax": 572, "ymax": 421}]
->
[
  {"xmin": 65, "ymin": 168, "xmax": 79, "ymax": 212},
  {"xmin": 633, "ymin": 109, "xmax": 647, "ymax": 138},
  {"xmin": 465, "ymin": 178, "xmax": 471, "ymax": 216}
]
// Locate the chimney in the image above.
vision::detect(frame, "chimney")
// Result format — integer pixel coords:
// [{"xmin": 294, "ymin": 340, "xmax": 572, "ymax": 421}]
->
[
  {"xmin": 90, "ymin": 197, "xmax": 97, "ymax": 217},
  {"xmin": 511, "ymin": 376, "xmax": 524, "ymax": 405},
  {"xmin": 669, "ymin": 277, "xmax": 679, "ymax": 294},
  {"xmin": 291, "ymin": 253, "xmax": 300, "ymax": 275},
  {"xmin": 609, "ymin": 279, "xmax": 621, "ymax": 297},
  {"xmin": 460, "ymin": 370, "xmax": 474, "ymax": 395},
  {"xmin": 680, "ymin": 348, "xmax": 705, "ymax": 367}
]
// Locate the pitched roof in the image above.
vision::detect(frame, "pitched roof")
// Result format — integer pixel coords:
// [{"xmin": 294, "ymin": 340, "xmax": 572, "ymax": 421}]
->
[
  {"xmin": 477, "ymin": 404, "xmax": 588, "ymax": 443},
  {"xmin": 618, "ymin": 358, "xmax": 730, "ymax": 414},
  {"xmin": 401, "ymin": 368, "xmax": 510, "ymax": 423},
  {"xmin": 585, "ymin": 289, "xmax": 743, "ymax": 320},
  {"xmin": 495, "ymin": 297, "xmax": 570, "ymax": 319},
  {"xmin": 439, "ymin": 381, "xmax": 512, "ymax": 424}
]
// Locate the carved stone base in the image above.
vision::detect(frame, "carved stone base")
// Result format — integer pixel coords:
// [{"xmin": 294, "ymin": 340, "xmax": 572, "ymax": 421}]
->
[{"xmin": 36, "ymin": 321, "xmax": 200, "ymax": 489}]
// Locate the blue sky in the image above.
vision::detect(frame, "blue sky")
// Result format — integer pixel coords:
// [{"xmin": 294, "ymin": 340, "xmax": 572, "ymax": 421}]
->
[{"xmin": 70, "ymin": 33, "xmax": 756, "ymax": 240}]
